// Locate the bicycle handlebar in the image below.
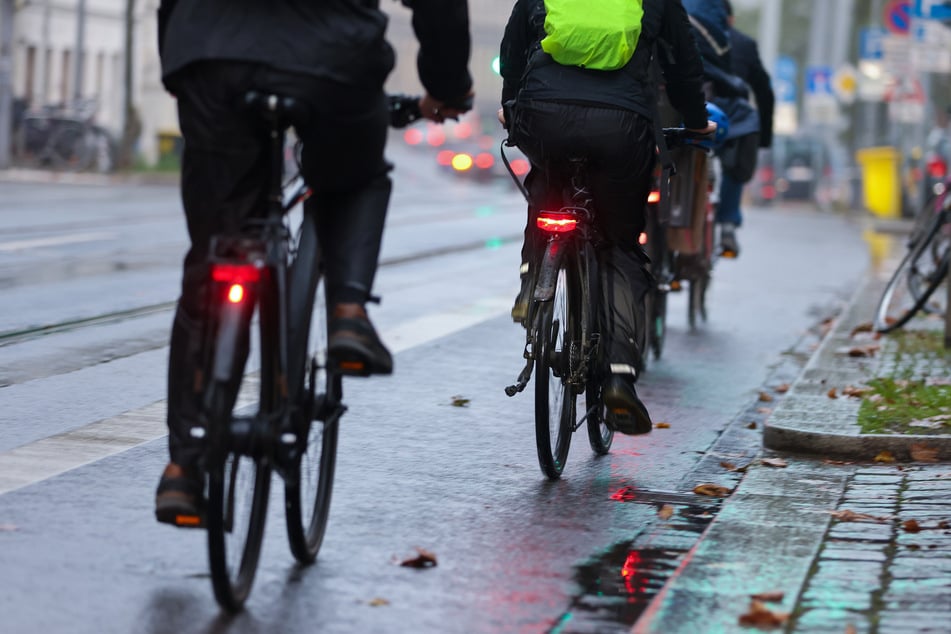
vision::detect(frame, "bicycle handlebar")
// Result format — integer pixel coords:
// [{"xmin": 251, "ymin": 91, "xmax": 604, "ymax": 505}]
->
[
  {"xmin": 661, "ymin": 127, "xmax": 716, "ymax": 149},
  {"xmin": 387, "ymin": 94, "xmax": 474, "ymax": 129}
]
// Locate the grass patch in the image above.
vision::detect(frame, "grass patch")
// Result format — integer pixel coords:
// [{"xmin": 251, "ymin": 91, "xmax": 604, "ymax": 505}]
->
[{"xmin": 857, "ymin": 329, "xmax": 951, "ymax": 435}]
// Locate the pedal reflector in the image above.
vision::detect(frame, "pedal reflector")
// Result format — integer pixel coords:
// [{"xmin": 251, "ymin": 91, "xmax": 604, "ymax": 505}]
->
[
  {"xmin": 175, "ymin": 515, "xmax": 202, "ymax": 527},
  {"xmin": 339, "ymin": 361, "xmax": 365, "ymax": 371}
]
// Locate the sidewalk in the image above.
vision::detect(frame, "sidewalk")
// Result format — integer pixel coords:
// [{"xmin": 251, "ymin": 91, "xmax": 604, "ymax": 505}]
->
[
  {"xmin": 634, "ymin": 238, "xmax": 951, "ymax": 633},
  {"xmin": 0, "ymin": 167, "xmax": 178, "ymax": 187}
]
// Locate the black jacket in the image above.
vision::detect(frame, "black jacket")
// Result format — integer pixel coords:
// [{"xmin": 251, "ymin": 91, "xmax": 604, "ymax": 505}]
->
[
  {"xmin": 157, "ymin": 0, "xmax": 472, "ymax": 102},
  {"xmin": 729, "ymin": 27, "xmax": 775, "ymax": 148},
  {"xmin": 499, "ymin": 0, "xmax": 707, "ymax": 130}
]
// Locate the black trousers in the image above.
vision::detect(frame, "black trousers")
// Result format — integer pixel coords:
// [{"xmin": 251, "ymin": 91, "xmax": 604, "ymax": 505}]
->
[
  {"xmin": 513, "ymin": 100, "xmax": 656, "ymax": 374},
  {"xmin": 166, "ymin": 62, "xmax": 392, "ymax": 466}
]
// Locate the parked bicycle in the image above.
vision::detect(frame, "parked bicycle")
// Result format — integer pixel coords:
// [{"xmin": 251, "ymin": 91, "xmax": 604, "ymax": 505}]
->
[
  {"xmin": 166, "ymin": 92, "xmax": 430, "ymax": 611},
  {"xmin": 14, "ymin": 98, "xmax": 116, "ymax": 172},
  {"xmin": 874, "ymin": 186, "xmax": 950, "ymax": 333},
  {"xmin": 503, "ymin": 127, "xmax": 712, "ymax": 480}
]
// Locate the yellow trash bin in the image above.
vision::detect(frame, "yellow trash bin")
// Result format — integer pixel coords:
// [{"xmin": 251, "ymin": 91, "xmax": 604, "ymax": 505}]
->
[{"xmin": 856, "ymin": 146, "xmax": 900, "ymax": 218}]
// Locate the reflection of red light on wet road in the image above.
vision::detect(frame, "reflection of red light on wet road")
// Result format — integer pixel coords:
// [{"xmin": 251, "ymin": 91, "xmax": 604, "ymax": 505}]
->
[
  {"xmin": 610, "ymin": 486, "xmax": 638, "ymax": 502},
  {"xmin": 621, "ymin": 551, "xmax": 648, "ymax": 596}
]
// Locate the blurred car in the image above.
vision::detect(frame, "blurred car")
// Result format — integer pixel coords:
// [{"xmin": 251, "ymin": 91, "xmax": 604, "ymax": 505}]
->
[{"xmin": 750, "ymin": 134, "xmax": 833, "ymax": 205}]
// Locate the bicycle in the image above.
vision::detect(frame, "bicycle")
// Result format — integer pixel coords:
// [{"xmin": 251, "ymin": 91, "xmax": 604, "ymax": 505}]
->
[
  {"xmin": 170, "ymin": 92, "xmax": 428, "ymax": 611},
  {"xmin": 503, "ymin": 128, "xmax": 711, "ymax": 480},
  {"xmin": 873, "ymin": 187, "xmax": 951, "ymax": 333},
  {"xmin": 15, "ymin": 99, "xmax": 116, "ymax": 172}
]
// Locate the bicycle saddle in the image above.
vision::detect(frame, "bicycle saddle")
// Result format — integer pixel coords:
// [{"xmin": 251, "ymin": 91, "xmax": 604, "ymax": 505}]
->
[{"xmin": 242, "ymin": 91, "xmax": 308, "ymax": 126}]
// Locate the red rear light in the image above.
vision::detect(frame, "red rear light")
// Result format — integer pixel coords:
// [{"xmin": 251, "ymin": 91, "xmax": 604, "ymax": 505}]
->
[
  {"xmin": 647, "ymin": 190, "xmax": 661, "ymax": 204},
  {"xmin": 537, "ymin": 211, "xmax": 578, "ymax": 233},
  {"xmin": 437, "ymin": 150, "xmax": 454, "ymax": 166},
  {"xmin": 475, "ymin": 153, "xmax": 495, "ymax": 169},
  {"xmin": 638, "ymin": 232, "xmax": 648, "ymax": 245},
  {"xmin": 928, "ymin": 158, "xmax": 947, "ymax": 179},
  {"xmin": 403, "ymin": 128, "xmax": 423, "ymax": 145},
  {"xmin": 510, "ymin": 159, "xmax": 530, "ymax": 176},
  {"xmin": 211, "ymin": 263, "xmax": 261, "ymax": 284}
]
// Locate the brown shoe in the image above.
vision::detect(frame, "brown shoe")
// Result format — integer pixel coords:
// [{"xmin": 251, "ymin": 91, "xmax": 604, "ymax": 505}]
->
[
  {"xmin": 155, "ymin": 462, "xmax": 205, "ymax": 528},
  {"xmin": 326, "ymin": 303, "xmax": 393, "ymax": 376}
]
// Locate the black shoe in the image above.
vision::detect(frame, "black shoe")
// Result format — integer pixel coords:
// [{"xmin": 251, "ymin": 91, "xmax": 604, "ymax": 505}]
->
[
  {"xmin": 603, "ymin": 375, "xmax": 652, "ymax": 435},
  {"xmin": 327, "ymin": 315, "xmax": 393, "ymax": 376},
  {"xmin": 719, "ymin": 223, "xmax": 740, "ymax": 258},
  {"xmin": 155, "ymin": 463, "xmax": 205, "ymax": 528},
  {"xmin": 511, "ymin": 266, "xmax": 531, "ymax": 325}
]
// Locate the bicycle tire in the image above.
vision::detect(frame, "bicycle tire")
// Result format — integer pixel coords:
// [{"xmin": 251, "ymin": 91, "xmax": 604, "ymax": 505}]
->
[
  {"xmin": 874, "ymin": 212, "xmax": 950, "ymax": 333},
  {"xmin": 47, "ymin": 121, "xmax": 94, "ymax": 171},
  {"xmin": 284, "ymin": 212, "xmax": 339, "ymax": 563},
  {"xmin": 534, "ymin": 248, "xmax": 576, "ymax": 479},
  {"xmin": 644, "ymin": 209, "xmax": 669, "ymax": 361},
  {"xmin": 206, "ymin": 279, "xmax": 273, "ymax": 611},
  {"xmin": 577, "ymin": 243, "xmax": 612, "ymax": 455}
]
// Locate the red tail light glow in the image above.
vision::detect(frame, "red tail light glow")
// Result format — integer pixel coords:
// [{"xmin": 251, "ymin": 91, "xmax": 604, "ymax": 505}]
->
[
  {"xmin": 437, "ymin": 150, "xmax": 455, "ymax": 166},
  {"xmin": 537, "ymin": 211, "xmax": 578, "ymax": 233},
  {"xmin": 638, "ymin": 232, "xmax": 648, "ymax": 245},
  {"xmin": 475, "ymin": 153, "xmax": 495, "ymax": 169},
  {"xmin": 211, "ymin": 263, "xmax": 261, "ymax": 284},
  {"xmin": 227, "ymin": 283, "xmax": 246, "ymax": 304},
  {"xmin": 647, "ymin": 190, "xmax": 661, "ymax": 204},
  {"xmin": 510, "ymin": 159, "xmax": 530, "ymax": 176},
  {"xmin": 403, "ymin": 128, "xmax": 423, "ymax": 145},
  {"xmin": 928, "ymin": 158, "xmax": 947, "ymax": 179}
]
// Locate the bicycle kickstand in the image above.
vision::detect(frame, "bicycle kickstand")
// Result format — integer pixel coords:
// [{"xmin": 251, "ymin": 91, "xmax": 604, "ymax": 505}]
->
[{"xmin": 505, "ymin": 356, "xmax": 534, "ymax": 397}]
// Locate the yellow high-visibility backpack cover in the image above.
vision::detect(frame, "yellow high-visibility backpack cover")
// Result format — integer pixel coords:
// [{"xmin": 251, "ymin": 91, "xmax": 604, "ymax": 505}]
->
[{"xmin": 540, "ymin": 0, "xmax": 644, "ymax": 71}]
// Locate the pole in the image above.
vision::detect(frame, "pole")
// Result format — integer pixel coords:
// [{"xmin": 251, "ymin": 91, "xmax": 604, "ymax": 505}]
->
[
  {"xmin": 0, "ymin": 0, "xmax": 14, "ymax": 169},
  {"xmin": 757, "ymin": 0, "xmax": 783, "ymax": 75},
  {"xmin": 73, "ymin": 0, "xmax": 87, "ymax": 102}
]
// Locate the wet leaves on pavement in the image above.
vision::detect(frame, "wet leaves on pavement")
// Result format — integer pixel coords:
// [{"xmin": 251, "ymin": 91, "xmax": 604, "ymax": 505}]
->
[
  {"xmin": 449, "ymin": 395, "xmax": 470, "ymax": 407},
  {"xmin": 693, "ymin": 483, "xmax": 732, "ymax": 497},
  {"xmin": 773, "ymin": 383, "xmax": 790, "ymax": 394},
  {"xmin": 657, "ymin": 504, "xmax": 675, "ymax": 520},
  {"xmin": 368, "ymin": 597, "xmax": 390, "ymax": 607},
  {"xmin": 399, "ymin": 547, "xmax": 438, "ymax": 568},
  {"xmin": 902, "ymin": 519, "xmax": 922, "ymax": 533},
  {"xmin": 910, "ymin": 443, "xmax": 940, "ymax": 462},
  {"xmin": 720, "ymin": 461, "xmax": 749, "ymax": 473},
  {"xmin": 738, "ymin": 599, "xmax": 789, "ymax": 628},
  {"xmin": 827, "ymin": 387, "xmax": 838, "ymax": 399},
  {"xmin": 842, "ymin": 385, "xmax": 869, "ymax": 398},
  {"xmin": 746, "ymin": 422, "xmax": 758, "ymax": 429},
  {"xmin": 874, "ymin": 450, "xmax": 896, "ymax": 463},
  {"xmin": 654, "ymin": 422, "xmax": 671, "ymax": 429},
  {"xmin": 828, "ymin": 509, "xmax": 891, "ymax": 523},
  {"xmin": 758, "ymin": 392, "xmax": 774, "ymax": 403},
  {"xmin": 760, "ymin": 458, "xmax": 788, "ymax": 468},
  {"xmin": 749, "ymin": 590, "xmax": 784, "ymax": 602},
  {"xmin": 850, "ymin": 322, "xmax": 874, "ymax": 337}
]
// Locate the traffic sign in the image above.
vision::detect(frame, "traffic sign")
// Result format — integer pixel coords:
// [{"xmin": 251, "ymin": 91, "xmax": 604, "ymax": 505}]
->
[
  {"xmin": 860, "ymin": 27, "xmax": 887, "ymax": 60},
  {"xmin": 832, "ymin": 64, "xmax": 858, "ymax": 104},
  {"xmin": 773, "ymin": 56, "xmax": 797, "ymax": 104},
  {"xmin": 884, "ymin": 0, "xmax": 913, "ymax": 34},
  {"xmin": 805, "ymin": 66, "xmax": 834, "ymax": 95},
  {"xmin": 914, "ymin": 0, "xmax": 951, "ymax": 20}
]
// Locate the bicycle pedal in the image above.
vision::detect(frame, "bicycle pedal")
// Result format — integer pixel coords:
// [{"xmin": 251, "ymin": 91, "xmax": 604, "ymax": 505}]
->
[{"xmin": 720, "ymin": 249, "xmax": 738, "ymax": 259}]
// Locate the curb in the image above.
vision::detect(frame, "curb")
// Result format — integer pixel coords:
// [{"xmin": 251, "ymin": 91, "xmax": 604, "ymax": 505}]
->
[
  {"xmin": 764, "ymin": 270, "xmax": 951, "ymax": 461},
  {"xmin": 0, "ymin": 168, "xmax": 179, "ymax": 187}
]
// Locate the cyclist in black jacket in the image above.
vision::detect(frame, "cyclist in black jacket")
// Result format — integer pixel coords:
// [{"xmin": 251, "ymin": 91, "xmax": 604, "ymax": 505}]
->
[
  {"xmin": 155, "ymin": 0, "xmax": 473, "ymax": 522},
  {"xmin": 500, "ymin": 0, "xmax": 713, "ymax": 435}
]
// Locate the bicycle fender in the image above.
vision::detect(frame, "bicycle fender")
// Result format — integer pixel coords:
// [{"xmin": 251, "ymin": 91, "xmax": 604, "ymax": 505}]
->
[
  {"xmin": 533, "ymin": 240, "xmax": 564, "ymax": 303},
  {"xmin": 212, "ymin": 306, "xmax": 245, "ymax": 383}
]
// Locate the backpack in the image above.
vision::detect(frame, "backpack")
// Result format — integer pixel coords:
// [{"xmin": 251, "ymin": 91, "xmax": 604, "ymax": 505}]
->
[{"xmin": 540, "ymin": 0, "xmax": 644, "ymax": 71}]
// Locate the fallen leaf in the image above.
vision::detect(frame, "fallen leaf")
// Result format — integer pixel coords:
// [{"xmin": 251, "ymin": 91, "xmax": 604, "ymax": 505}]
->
[
  {"xmin": 827, "ymin": 387, "xmax": 838, "ymax": 399},
  {"xmin": 693, "ymin": 483, "xmax": 732, "ymax": 497},
  {"xmin": 654, "ymin": 422, "xmax": 671, "ymax": 429},
  {"xmin": 937, "ymin": 520, "xmax": 949, "ymax": 529},
  {"xmin": 657, "ymin": 504, "xmax": 675, "ymax": 520},
  {"xmin": 756, "ymin": 408, "xmax": 772, "ymax": 415},
  {"xmin": 750, "ymin": 590, "xmax": 785, "ymax": 602},
  {"xmin": 828, "ymin": 509, "xmax": 891, "ymax": 523},
  {"xmin": 720, "ymin": 461, "xmax": 737, "ymax": 471},
  {"xmin": 846, "ymin": 624, "xmax": 858, "ymax": 634},
  {"xmin": 842, "ymin": 385, "xmax": 869, "ymax": 398},
  {"xmin": 774, "ymin": 383, "xmax": 791, "ymax": 394},
  {"xmin": 907, "ymin": 543, "xmax": 922, "ymax": 550},
  {"xmin": 758, "ymin": 392, "xmax": 775, "ymax": 403},
  {"xmin": 368, "ymin": 597, "xmax": 390, "ymax": 607},
  {"xmin": 761, "ymin": 458, "xmax": 789, "ymax": 468},
  {"xmin": 738, "ymin": 600, "xmax": 789, "ymax": 628},
  {"xmin": 399, "ymin": 548, "xmax": 438, "ymax": 568},
  {"xmin": 850, "ymin": 322, "xmax": 874, "ymax": 337},
  {"xmin": 847, "ymin": 344, "xmax": 880, "ymax": 357},
  {"xmin": 910, "ymin": 444, "xmax": 940, "ymax": 462},
  {"xmin": 823, "ymin": 458, "xmax": 854, "ymax": 465},
  {"xmin": 450, "ymin": 395, "xmax": 470, "ymax": 407},
  {"xmin": 902, "ymin": 519, "xmax": 922, "ymax": 533},
  {"xmin": 874, "ymin": 450, "xmax": 896, "ymax": 463},
  {"xmin": 746, "ymin": 422, "xmax": 758, "ymax": 430}
]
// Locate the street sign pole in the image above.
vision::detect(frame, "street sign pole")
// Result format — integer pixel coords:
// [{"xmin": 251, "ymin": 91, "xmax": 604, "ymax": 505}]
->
[{"xmin": 0, "ymin": 0, "xmax": 14, "ymax": 169}]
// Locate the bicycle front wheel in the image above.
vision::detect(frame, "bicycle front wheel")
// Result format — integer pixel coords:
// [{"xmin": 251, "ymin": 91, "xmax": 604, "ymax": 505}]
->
[
  {"xmin": 874, "ymin": 212, "xmax": 949, "ymax": 333},
  {"xmin": 534, "ymin": 249, "xmax": 577, "ymax": 479}
]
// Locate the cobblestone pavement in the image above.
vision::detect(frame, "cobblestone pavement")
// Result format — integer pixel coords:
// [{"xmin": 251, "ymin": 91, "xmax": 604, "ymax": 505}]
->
[{"xmin": 635, "ymin": 243, "xmax": 951, "ymax": 633}]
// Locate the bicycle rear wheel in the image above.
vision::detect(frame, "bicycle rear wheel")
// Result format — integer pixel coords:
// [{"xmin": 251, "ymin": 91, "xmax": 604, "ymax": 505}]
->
[
  {"xmin": 534, "ymin": 248, "xmax": 577, "ymax": 479},
  {"xmin": 206, "ymin": 276, "xmax": 274, "ymax": 612},
  {"xmin": 578, "ymin": 245, "xmax": 612, "ymax": 455},
  {"xmin": 874, "ymin": 212, "xmax": 950, "ymax": 333},
  {"xmin": 284, "ymin": 214, "xmax": 339, "ymax": 563},
  {"xmin": 644, "ymin": 208, "xmax": 670, "ymax": 361}
]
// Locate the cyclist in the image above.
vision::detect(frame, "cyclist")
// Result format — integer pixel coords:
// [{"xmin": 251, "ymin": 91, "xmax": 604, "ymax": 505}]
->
[
  {"xmin": 154, "ymin": 0, "xmax": 473, "ymax": 523},
  {"xmin": 500, "ymin": 0, "xmax": 715, "ymax": 435}
]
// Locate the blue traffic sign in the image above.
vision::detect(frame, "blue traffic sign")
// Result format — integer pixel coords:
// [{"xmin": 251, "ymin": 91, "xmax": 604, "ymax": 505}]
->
[
  {"xmin": 913, "ymin": 0, "xmax": 951, "ymax": 19},
  {"xmin": 884, "ymin": 0, "xmax": 913, "ymax": 34},
  {"xmin": 805, "ymin": 66, "xmax": 834, "ymax": 96},
  {"xmin": 774, "ymin": 56, "xmax": 797, "ymax": 104},
  {"xmin": 859, "ymin": 27, "xmax": 887, "ymax": 60}
]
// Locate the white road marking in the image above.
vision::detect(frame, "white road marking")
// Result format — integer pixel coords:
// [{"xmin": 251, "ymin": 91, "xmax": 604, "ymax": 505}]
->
[
  {"xmin": 0, "ymin": 294, "xmax": 511, "ymax": 496},
  {"xmin": 0, "ymin": 231, "xmax": 118, "ymax": 252}
]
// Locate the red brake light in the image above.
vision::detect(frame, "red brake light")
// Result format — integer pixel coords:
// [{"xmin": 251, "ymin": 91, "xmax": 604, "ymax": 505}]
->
[
  {"xmin": 537, "ymin": 211, "xmax": 578, "ymax": 233},
  {"xmin": 475, "ymin": 153, "xmax": 495, "ymax": 169},
  {"xmin": 647, "ymin": 190, "xmax": 661, "ymax": 204},
  {"xmin": 638, "ymin": 232, "xmax": 648, "ymax": 245},
  {"xmin": 510, "ymin": 159, "xmax": 530, "ymax": 176},
  {"xmin": 211, "ymin": 263, "xmax": 261, "ymax": 284},
  {"xmin": 928, "ymin": 158, "xmax": 947, "ymax": 179}
]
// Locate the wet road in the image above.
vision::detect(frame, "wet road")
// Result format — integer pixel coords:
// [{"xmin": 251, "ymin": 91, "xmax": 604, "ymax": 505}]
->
[{"xmin": 0, "ymin": 146, "xmax": 871, "ymax": 633}]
